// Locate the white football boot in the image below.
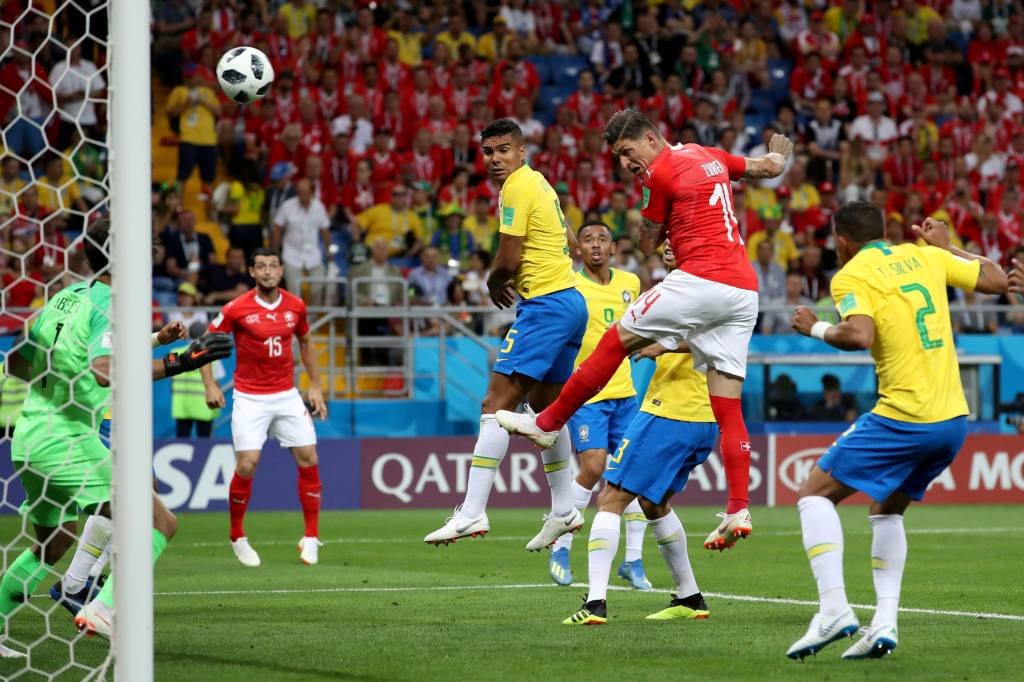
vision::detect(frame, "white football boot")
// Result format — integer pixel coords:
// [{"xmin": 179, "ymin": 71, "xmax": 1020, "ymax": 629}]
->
[
  {"xmin": 495, "ymin": 408, "xmax": 559, "ymax": 449},
  {"xmin": 786, "ymin": 610, "xmax": 860, "ymax": 660},
  {"xmin": 703, "ymin": 508, "xmax": 753, "ymax": 551},
  {"xmin": 424, "ymin": 507, "xmax": 490, "ymax": 546},
  {"xmin": 526, "ymin": 507, "xmax": 585, "ymax": 552},
  {"xmin": 0, "ymin": 640, "xmax": 25, "ymax": 658},
  {"xmin": 74, "ymin": 600, "xmax": 113, "ymax": 640},
  {"xmin": 231, "ymin": 537, "xmax": 261, "ymax": 567},
  {"xmin": 842, "ymin": 624, "xmax": 899, "ymax": 659},
  {"xmin": 298, "ymin": 537, "xmax": 323, "ymax": 565}
]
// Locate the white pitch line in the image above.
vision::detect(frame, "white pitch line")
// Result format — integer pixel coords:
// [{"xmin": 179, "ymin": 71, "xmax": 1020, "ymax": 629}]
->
[
  {"xmin": 150, "ymin": 582, "xmax": 1024, "ymax": 622},
  {"xmin": 171, "ymin": 526, "xmax": 1024, "ymax": 548}
]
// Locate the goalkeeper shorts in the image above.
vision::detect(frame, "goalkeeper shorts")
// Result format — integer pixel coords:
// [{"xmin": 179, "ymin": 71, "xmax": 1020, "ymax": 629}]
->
[{"xmin": 12, "ymin": 433, "xmax": 112, "ymax": 527}]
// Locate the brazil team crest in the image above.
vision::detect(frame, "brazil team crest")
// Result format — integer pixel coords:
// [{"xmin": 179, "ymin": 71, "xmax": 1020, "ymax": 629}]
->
[
  {"xmin": 622, "ymin": 291, "xmax": 633, "ymax": 303},
  {"xmin": 578, "ymin": 424, "xmax": 589, "ymax": 442}
]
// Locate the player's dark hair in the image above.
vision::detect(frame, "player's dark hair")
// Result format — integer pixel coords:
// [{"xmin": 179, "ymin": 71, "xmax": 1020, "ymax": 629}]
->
[
  {"xmin": 603, "ymin": 108, "xmax": 659, "ymax": 146},
  {"xmin": 480, "ymin": 118, "xmax": 524, "ymax": 144},
  {"xmin": 249, "ymin": 246, "xmax": 282, "ymax": 267},
  {"xmin": 84, "ymin": 217, "xmax": 110, "ymax": 274},
  {"xmin": 832, "ymin": 201, "xmax": 885, "ymax": 244},
  {"xmin": 577, "ymin": 220, "xmax": 613, "ymax": 238}
]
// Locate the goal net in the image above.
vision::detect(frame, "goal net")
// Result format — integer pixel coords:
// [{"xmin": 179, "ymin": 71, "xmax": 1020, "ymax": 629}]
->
[{"xmin": 1, "ymin": 0, "xmax": 152, "ymax": 679}]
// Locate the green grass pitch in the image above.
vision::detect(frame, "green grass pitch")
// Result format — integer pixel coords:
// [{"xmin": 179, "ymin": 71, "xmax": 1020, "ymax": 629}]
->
[{"xmin": 1, "ymin": 505, "xmax": 1022, "ymax": 681}]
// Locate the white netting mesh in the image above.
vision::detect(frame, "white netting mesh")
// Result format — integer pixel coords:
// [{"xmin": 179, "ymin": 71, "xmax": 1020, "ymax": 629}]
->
[{"xmin": 1, "ymin": 0, "xmax": 114, "ymax": 678}]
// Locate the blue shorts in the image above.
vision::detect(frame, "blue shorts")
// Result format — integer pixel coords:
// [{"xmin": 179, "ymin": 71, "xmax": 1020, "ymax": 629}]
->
[
  {"xmin": 493, "ymin": 288, "xmax": 587, "ymax": 383},
  {"xmin": 568, "ymin": 397, "xmax": 639, "ymax": 453},
  {"xmin": 603, "ymin": 412, "xmax": 719, "ymax": 505},
  {"xmin": 818, "ymin": 412, "xmax": 968, "ymax": 503}
]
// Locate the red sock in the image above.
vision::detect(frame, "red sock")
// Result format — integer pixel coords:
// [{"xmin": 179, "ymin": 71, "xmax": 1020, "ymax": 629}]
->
[
  {"xmin": 536, "ymin": 328, "xmax": 628, "ymax": 433},
  {"xmin": 229, "ymin": 472, "xmax": 253, "ymax": 541},
  {"xmin": 709, "ymin": 396, "xmax": 751, "ymax": 514},
  {"xmin": 297, "ymin": 465, "xmax": 322, "ymax": 538}
]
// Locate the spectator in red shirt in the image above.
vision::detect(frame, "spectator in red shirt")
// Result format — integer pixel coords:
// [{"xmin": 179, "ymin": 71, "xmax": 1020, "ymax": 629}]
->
[
  {"xmin": 340, "ymin": 157, "xmax": 378, "ymax": 223},
  {"xmin": 796, "ymin": 11, "xmax": 841, "ymax": 67},
  {"xmin": 403, "ymin": 129, "xmax": 451, "ymax": 193},
  {"xmin": 883, "ymin": 136, "xmax": 924, "ymax": 195},
  {"xmin": 404, "ymin": 67, "xmax": 436, "ymax": 122},
  {"xmin": 379, "ymin": 39, "xmax": 410, "ymax": 92},
  {"xmin": 438, "ymin": 165, "xmax": 474, "ymax": 215},
  {"xmin": 564, "ymin": 71, "xmax": 601, "ymax": 128},
  {"xmin": 533, "ymin": 128, "xmax": 573, "ymax": 184},
  {"xmin": 569, "ymin": 158, "xmax": 608, "ymax": 214},
  {"xmin": 489, "ymin": 66, "xmax": 527, "ymax": 119},
  {"xmin": 790, "ymin": 51, "xmax": 834, "ymax": 117},
  {"xmin": 495, "ymin": 41, "xmax": 541, "ymax": 100},
  {"xmin": 181, "ymin": 8, "xmax": 218, "ymax": 62},
  {"xmin": 304, "ymin": 154, "xmax": 338, "ymax": 220},
  {"xmin": 366, "ymin": 129, "xmax": 401, "ymax": 189},
  {"xmin": 838, "ymin": 45, "xmax": 870, "ymax": 102},
  {"xmin": 325, "ymin": 127, "xmax": 358, "ymax": 189},
  {"xmin": 912, "ymin": 159, "xmax": 953, "ymax": 215},
  {"xmin": 295, "ymin": 96, "xmax": 329, "ymax": 155},
  {"xmin": 444, "ymin": 64, "xmax": 479, "ymax": 121},
  {"xmin": 355, "ymin": 7, "xmax": 388, "ymax": 60}
]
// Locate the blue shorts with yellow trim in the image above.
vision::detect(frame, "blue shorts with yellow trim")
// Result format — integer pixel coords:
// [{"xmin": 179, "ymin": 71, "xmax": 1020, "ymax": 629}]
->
[
  {"xmin": 603, "ymin": 412, "xmax": 719, "ymax": 505},
  {"xmin": 493, "ymin": 288, "xmax": 587, "ymax": 383},
  {"xmin": 568, "ymin": 397, "xmax": 638, "ymax": 453},
  {"xmin": 818, "ymin": 412, "xmax": 967, "ymax": 503}
]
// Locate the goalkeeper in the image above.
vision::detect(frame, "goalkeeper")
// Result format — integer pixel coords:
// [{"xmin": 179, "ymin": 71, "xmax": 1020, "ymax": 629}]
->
[{"xmin": 0, "ymin": 218, "xmax": 232, "ymax": 654}]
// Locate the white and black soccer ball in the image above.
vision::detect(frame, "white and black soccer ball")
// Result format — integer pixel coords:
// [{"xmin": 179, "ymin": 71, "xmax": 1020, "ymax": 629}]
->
[{"xmin": 216, "ymin": 46, "xmax": 274, "ymax": 104}]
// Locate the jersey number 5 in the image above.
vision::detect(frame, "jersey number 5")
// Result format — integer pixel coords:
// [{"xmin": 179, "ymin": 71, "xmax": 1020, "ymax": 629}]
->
[
  {"xmin": 264, "ymin": 335, "xmax": 283, "ymax": 357},
  {"xmin": 899, "ymin": 284, "xmax": 944, "ymax": 350},
  {"xmin": 709, "ymin": 182, "xmax": 742, "ymax": 244}
]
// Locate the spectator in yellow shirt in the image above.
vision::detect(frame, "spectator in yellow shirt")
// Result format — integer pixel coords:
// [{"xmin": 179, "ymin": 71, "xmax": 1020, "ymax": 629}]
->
[
  {"xmin": 555, "ymin": 182, "xmax": 584, "ymax": 233},
  {"xmin": 388, "ymin": 9, "xmax": 423, "ymax": 66},
  {"xmin": 824, "ymin": 0, "xmax": 864, "ymax": 44},
  {"xmin": 899, "ymin": 0, "xmax": 941, "ymax": 48},
  {"xmin": 167, "ymin": 65, "xmax": 221, "ymax": 189},
  {"xmin": 746, "ymin": 204, "xmax": 800, "ymax": 270},
  {"xmin": 224, "ymin": 162, "xmax": 267, "ymax": 260},
  {"xmin": 476, "ymin": 16, "xmax": 511, "ymax": 62},
  {"xmin": 278, "ymin": 0, "xmax": 317, "ymax": 39},
  {"xmin": 463, "ymin": 195, "xmax": 499, "ymax": 252},
  {"xmin": 435, "ymin": 14, "xmax": 477, "ymax": 55},
  {"xmin": 355, "ymin": 185, "xmax": 425, "ymax": 258},
  {"xmin": 0, "ymin": 157, "xmax": 26, "ymax": 218}
]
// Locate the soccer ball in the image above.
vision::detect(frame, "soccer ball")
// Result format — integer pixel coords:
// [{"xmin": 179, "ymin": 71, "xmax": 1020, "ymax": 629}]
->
[{"xmin": 216, "ymin": 46, "xmax": 274, "ymax": 104}]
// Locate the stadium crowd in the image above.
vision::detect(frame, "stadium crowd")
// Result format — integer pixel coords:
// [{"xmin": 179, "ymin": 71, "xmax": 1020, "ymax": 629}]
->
[{"xmin": 2, "ymin": 0, "xmax": 1024, "ymax": 339}]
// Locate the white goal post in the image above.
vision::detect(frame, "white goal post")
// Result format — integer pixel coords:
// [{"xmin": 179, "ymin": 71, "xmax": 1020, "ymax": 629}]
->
[{"xmin": 110, "ymin": 0, "xmax": 154, "ymax": 679}]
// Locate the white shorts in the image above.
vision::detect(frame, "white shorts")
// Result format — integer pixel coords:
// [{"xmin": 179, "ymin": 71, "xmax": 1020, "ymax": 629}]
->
[
  {"xmin": 619, "ymin": 269, "xmax": 758, "ymax": 378},
  {"xmin": 231, "ymin": 388, "xmax": 317, "ymax": 452}
]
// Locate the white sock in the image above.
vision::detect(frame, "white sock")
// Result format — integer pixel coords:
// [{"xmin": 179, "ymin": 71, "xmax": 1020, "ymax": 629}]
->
[
  {"xmin": 89, "ymin": 544, "xmax": 111, "ymax": 579},
  {"xmin": 459, "ymin": 414, "xmax": 510, "ymax": 520},
  {"xmin": 798, "ymin": 495, "xmax": 849, "ymax": 616},
  {"xmin": 552, "ymin": 479, "xmax": 595, "ymax": 552},
  {"xmin": 870, "ymin": 514, "xmax": 907, "ymax": 627},
  {"xmin": 623, "ymin": 498, "xmax": 647, "ymax": 562},
  {"xmin": 63, "ymin": 515, "xmax": 113, "ymax": 593},
  {"xmin": 541, "ymin": 426, "xmax": 573, "ymax": 516},
  {"xmin": 586, "ymin": 511, "xmax": 620, "ymax": 602},
  {"xmin": 649, "ymin": 510, "xmax": 699, "ymax": 598}
]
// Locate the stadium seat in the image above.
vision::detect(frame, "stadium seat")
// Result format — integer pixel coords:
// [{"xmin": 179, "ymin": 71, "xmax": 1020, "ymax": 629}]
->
[
  {"xmin": 525, "ymin": 55, "xmax": 552, "ymax": 85},
  {"xmin": 549, "ymin": 54, "xmax": 589, "ymax": 87}
]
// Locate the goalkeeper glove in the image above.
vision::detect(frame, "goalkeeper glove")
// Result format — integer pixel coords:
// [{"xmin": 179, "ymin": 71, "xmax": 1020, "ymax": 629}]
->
[{"xmin": 163, "ymin": 334, "xmax": 233, "ymax": 377}]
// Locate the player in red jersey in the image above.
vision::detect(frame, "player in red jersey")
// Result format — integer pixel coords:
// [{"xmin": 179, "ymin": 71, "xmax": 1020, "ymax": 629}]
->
[
  {"xmin": 201, "ymin": 247, "xmax": 328, "ymax": 567},
  {"xmin": 498, "ymin": 109, "xmax": 792, "ymax": 551}
]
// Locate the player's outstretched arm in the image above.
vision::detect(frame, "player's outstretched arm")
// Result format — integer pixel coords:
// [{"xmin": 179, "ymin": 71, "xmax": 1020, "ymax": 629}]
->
[
  {"xmin": 792, "ymin": 306, "xmax": 875, "ymax": 351},
  {"xmin": 486, "ymin": 233, "xmax": 523, "ymax": 309},
  {"xmin": 912, "ymin": 218, "xmax": 1009, "ymax": 295},
  {"xmin": 637, "ymin": 217, "xmax": 666, "ymax": 257},
  {"xmin": 91, "ymin": 334, "xmax": 234, "ymax": 386},
  {"xmin": 153, "ymin": 320, "xmax": 188, "ymax": 347},
  {"xmin": 743, "ymin": 133, "xmax": 793, "ymax": 179},
  {"xmin": 298, "ymin": 332, "xmax": 328, "ymax": 419}
]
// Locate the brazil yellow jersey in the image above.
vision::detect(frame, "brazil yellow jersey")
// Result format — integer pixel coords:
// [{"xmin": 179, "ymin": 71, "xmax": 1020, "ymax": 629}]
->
[
  {"xmin": 641, "ymin": 353, "xmax": 716, "ymax": 423},
  {"xmin": 830, "ymin": 241, "xmax": 980, "ymax": 423},
  {"xmin": 574, "ymin": 267, "xmax": 641, "ymax": 403},
  {"xmin": 498, "ymin": 164, "xmax": 576, "ymax": 299}
]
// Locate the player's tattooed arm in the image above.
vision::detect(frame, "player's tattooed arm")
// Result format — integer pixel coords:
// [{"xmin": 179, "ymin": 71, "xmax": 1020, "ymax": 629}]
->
[
  {"xmin": 792, "ymin": 306, "xmax": 875, "ymax": 351},
  {"xmin": 743, "ymin": 133, "xmax": 793, "ymax": 179},
  {"xmin": 298, "ymin": 333, "xmax": 328, "ymax": 419},
  {"xmin": 487, "ymin": 233, "xmax": 523, "ymax": 308},
  {"xmin": 637, "ymin": 217, "xmax": 666, "ymax": 257},
  {"xmin": 1010, "ymin": 258, "xmax": 1024, "ymax": 295},
  {"xmin": 912, "ymin": 218, "xmax": 1009, "ymax": 295}
]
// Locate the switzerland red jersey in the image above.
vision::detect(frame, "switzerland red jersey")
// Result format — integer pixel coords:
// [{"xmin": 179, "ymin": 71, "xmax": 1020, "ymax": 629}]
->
[
  {"xmin": 642, "ymin": 144, "xmax": 757, "ymax": 291},
  {"xmin": 208, "ymin": 288, "xmax": 310, "ymax": 395}
]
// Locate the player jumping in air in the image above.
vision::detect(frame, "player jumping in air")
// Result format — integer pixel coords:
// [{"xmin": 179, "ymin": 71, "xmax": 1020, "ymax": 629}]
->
[
  {"xmin": 786, "ymin": 206, "xmax": 1009, "ymax": 660},
  {"xmin": 202, "ymin": 247, "xmax": 328, "ymax": 567},
  {"xmin": 0, "ymin": 219, "xmax": 231, "ymax": 649},
  {"xmin": 498, "ymin": 108, "xmax": 792, "ymax": 550},
  {"xmin": 564, "ymin": 248, "xmax": 719, "ymax": 626},
  {"xmin": 424, "ymin": 119, "xmax": 588, "ymax": 550},
  {"xmin": 548, "ymin": 220, "xmax": 649, "ymax": 590}
]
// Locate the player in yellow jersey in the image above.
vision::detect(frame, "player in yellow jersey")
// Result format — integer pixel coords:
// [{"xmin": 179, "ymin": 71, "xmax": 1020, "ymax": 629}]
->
[
  {"xmin": 564, "ymin": 248, "xmax": 719, "ymax": 626},
  {"xmin": 786, "ymin": 203, "xmax": 1009, "ymax": 661},
  {"xmin": 548, "ymin": 221, "xmax": 645, "ymax": 588},
  {"xmin": 425, "ymin": 119, "xmax": 588, "ymax": 549}
]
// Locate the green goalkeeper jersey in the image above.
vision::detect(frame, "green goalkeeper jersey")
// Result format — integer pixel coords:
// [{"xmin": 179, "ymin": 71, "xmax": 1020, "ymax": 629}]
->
[{"xmin": 12, "ymin": 280, "xmax": 112, "ymax": 452}]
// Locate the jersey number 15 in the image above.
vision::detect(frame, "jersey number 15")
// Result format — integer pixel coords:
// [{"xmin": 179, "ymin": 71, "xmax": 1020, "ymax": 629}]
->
[{"xmin": 264, "ymin": 335, "xmax": 283, "ymax": 357}]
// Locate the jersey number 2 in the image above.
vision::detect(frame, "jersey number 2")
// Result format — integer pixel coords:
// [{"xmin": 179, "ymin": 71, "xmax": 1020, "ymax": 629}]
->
[
  {"xmin": 264, "ymin": 335, "xmax": 283, "ymax": 357},
  {"xmin": 899, "ymin": 284, "xmax": 944, "ymax": 350},
  {"xmin": 709, "ymin": 182, "xmax": 742, "ymax": 244}
]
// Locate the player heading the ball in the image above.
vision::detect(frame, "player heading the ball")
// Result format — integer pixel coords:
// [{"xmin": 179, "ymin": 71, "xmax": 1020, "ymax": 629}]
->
[{"xmin": 497, "ymin": 108, "xmax": 793, "ymax": 551}]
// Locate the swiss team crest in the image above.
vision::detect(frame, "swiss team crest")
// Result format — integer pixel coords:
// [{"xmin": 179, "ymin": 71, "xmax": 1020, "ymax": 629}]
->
[
  {"xmin": 284, "ymin": 311, "xmax": 296, "ymax": 322},
  {"xmin": 622, "ymin": 291, "xmax": 632, "ymax": 303},
  {"xmin": 578, "ymin": 425, "xmax": 589, "ymax": 442},
  {"xmin": 245, "ymin": 313, "xmax": 259, "ymax": 324}
]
